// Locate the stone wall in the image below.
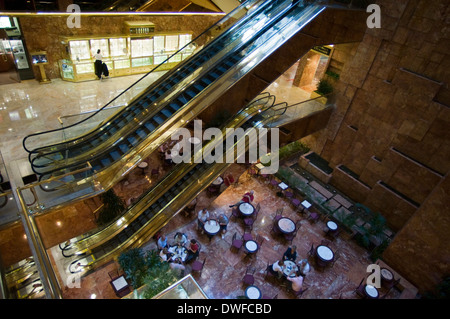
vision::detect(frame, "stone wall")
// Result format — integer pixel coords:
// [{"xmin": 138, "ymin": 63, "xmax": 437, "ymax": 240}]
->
[
  {"xmin": 18, "ymin": 14, "xmax": 222, "ymax": 79},
  {"xmin": 299, "ymin": 0, "xmax": 449, "ymax": 293}
]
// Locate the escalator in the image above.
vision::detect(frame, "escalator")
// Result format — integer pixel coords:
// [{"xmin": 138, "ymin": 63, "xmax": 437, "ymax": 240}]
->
[
  {"xmin": 62, "ymin": 92, "xmax": 279, "ymax": 273},
  {"xmin": 23, "ymin": 0, "xmax": 325, "ymax": 185}
]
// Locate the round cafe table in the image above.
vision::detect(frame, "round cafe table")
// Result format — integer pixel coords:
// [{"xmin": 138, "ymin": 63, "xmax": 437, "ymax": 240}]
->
[
  {"xmin": 168, "ymin": 245, "xmax": 188, "ymax": 262},
  {"xmin": 244, "ymin": 240, "xmax": 258, "ymax": 254},
  {"xmin": 204, "ymin": 219, "xmax": 221, "ymax": 237},
  {"xmin": 245, "ymin": 285, "xmax": 261, "ymax": 299},
  {"xmin": 277, "ymin": 217, "xmax": 296, "ymax": 234},
  {"xmin": 364, "ymin": 284, "xmax": 379, "ymax": 299},
  {"xmin": 316, "ymin": 245, "xmax": 334, "ymax": 262},
  {"xmin": 326, "ymin": 221, "xmax": 338, "ymax": 232},
  {"xmin": 283, "ymin": 260, "xmax": 299, "ymax": 277},
  {"xmin": 212, "ymin": 176, "xmax": 224, "ymax": 186},
  {"xmin": 239, "ymin": 202, "xmax": 255, "ymax": 216},
  {"xmin": 381, "ymin": 268, "xmax": 394, "ymax": 283}
]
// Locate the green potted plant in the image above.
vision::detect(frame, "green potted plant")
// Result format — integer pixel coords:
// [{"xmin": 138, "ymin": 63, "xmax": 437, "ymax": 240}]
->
[
  {"xmin": 95, "ymin": 189, "xmax": 126, "ymax": 226},
  {"xmin": 310, "ymin": 79, "xmax": 333, "ymax": 104}
]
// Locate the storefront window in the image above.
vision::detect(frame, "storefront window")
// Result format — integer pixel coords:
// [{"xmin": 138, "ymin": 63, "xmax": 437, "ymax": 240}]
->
[
  {"xmin": 70, "ymin": 40, "xmax": 90, "ymax": 61},
  {"xmin": 153, "ymin": 36, "xmax": 165, "ymax": 54},
  {"xmin": 131, "ymin": 38, "xmax": 153, "ymax": 58},
  {"xmin": 165, "ymin": 35, "xmax": 179, "ymax": 52},
  {"xmin": 90, "ymin": 39, "xmax": 109, "ymax": 57},
  {"xmin": 109, "ymin": 38, "xmax": 127, "ymax": 57}
]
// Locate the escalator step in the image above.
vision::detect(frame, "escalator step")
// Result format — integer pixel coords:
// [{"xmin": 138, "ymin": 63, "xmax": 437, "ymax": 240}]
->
[
  {"xmin": 119, "ymin": 144, "xmax": 130, "ymax": 153},
  {"xmin": 136, "ymin": 129, "xmax": 147, "ymax": 139},
  {"xmin": 161, "ymin": 109, "xmax": 173, "ymax": 118},
  {"xmin": 101, "ymin": 158, "xmax": 111, "ymax": 167},
  {"xmin": 110, "ymin": 150, "xmax": 121, "ymax": 161},
  {"xmin": 144, "ymin": 122, "xmax": 155, "ymax": 132},
  {"xmin": 154, "ymin": 115, "xmax": 164, "ymax": 124},
  {"xmin": 127, "ymin": 136, "xmax": 139, "ymax": 146}
]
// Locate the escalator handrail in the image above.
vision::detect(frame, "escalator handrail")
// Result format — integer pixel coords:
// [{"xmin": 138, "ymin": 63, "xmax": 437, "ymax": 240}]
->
[
  {"xmin": 22, "ymin": 0, "xmax": 266, "ymax": 154},
  {"xmin": 27, "ymin": 0, "xmax": 296, "ymax": 178},
  {"xmin": 65, "ymin": 93, "xmax": 276, "ymax": 252}
]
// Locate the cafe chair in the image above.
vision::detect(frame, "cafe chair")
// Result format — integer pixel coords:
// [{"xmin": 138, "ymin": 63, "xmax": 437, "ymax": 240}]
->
[
  {"xmin": 284, "ymin": 221, "xmax": 301, "ymax": 244},
  {"xmin": 231, "ymin": 206, "xmax": 240, "ymax": 221},
  {"xmin": 307, "ymin": 210, "xmax": 320, "ymax": 223},
  {"xmin": 231, "ymin": 232, "xmax": 244, "ymax": 252},
  {"xmin": 191, "ymin": 256, "xmax": 206, "ymax": 275},
  {"xmin": 307, "ymin": 244, "xmax": 315, "ymax": 257},
  {"xmin": 243, "ymin": 229, "xmax": 253, "ymax": 242},
  {"xmin": 151, "ymin": 167, "xmax": 159, "ymax": 177},
  {"xmin": 224, "ymin": 175, "xmax": 236, "ymax": 188},
  {"xmin": 290, "ymin": 198, "xmax": 301, "ymax": 210},
  {"xmin": 354, "ymin": 278, "xmax": 367, "ymax": 298},
  {"xmin": 108, "ymin": 269, "xmax": 120, "ymax": 280},
  {"xmin": 244, "ymin": 207, "xmax": 259, "ymax": 230},
  {"xmin": 274, "ymin": 207, "xmax": 283, "ymax": 222},
  {"xmin": 242, "ymin": 266, "xmax": 256, "ymax": 286},
  {"xmin": 293, "ymin": 286, "xmax": 309, "ymax": 298},
  {"xmin": 331, "ymin": 250, "xmax": 340, "ymax": 267}
]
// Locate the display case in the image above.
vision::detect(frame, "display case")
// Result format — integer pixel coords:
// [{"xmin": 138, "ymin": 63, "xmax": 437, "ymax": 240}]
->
[{"xmin": 59, "ymin": 28, "xmax": 193, "ymax": 82}]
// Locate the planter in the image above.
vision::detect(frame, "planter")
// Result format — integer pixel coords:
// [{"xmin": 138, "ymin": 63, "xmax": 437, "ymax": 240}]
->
[{"xmin": 310, "ymin": 91, "xmax": 328, "ymax": 105}]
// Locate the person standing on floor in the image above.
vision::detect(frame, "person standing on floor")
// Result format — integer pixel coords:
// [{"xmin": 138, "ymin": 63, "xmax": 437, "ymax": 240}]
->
[{"xmin": 94, "ymin": 49, "xmax": 103, "ymax": 80}]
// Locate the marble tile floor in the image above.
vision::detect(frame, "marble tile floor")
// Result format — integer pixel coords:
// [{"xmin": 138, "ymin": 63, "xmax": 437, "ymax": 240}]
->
[{"xmin": 59, "ymin": 162, "xmax": 402, "ymax": 299}]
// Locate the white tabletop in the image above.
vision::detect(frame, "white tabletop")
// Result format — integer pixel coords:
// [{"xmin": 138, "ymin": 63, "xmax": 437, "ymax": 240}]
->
[
  {"xmin": 245, "ymin": 286, "xmax": 261, "ymax": 299},
  {"xmin": 168, "ymin": 245, "xmax": 188, "ymax": 262},
  {"xmin": 239, "ymin": 202, "xmax": 254, "ymax": 215},
  {"xmin": 301, "ymin": 200, "xmax": 312, "ymax": 209},
  {"xmin": 212, "ymin": 176, "xmax": 223, "ymax": 185},
  {"xmin": 245, "ymin": 240, "xmax": 258, "ymax": 253},
  {"xmin": 317, "ymin": 245, "xmax": 334, "ymax": 261},
  {"xmin": 283, "ymin": 260, "xmax": 299, "ymax": 277},
  {"xmin": 138, "ymin": 161, "xmax": 148, "ymax": 168},
  {"xmin": 112, "ymin": 276, "xmax": 128, "ymax": 291},
  {"xmin": 278, "ymin": 217, "xmax": 295, "ymax": 233},
  {"xmin": 204, "ymin": 219, "xmax": 220, "ymax": 234},
  {"xmin": 365, "ymin": 284, "xmax": 379, "ymax": 298},
  {"xmin": 278, "ymin": 182, "xmax": 289, "ymax": 190},
  {"xmin": 381, "ymin": 268, "xmax": 394, "ymax": 281},
  {"xmin": 327, "ymin": 221, "xmax": 338, "ymax": 230}
]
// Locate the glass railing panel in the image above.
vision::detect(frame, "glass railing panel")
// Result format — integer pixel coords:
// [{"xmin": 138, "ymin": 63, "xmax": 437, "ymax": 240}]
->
[
  {"xmin": 22, "ymin": 0, "xmax": 265, "ymax": 154},
  {"xmin": 15, "ymin": 163, "xmax": 99, "ymax": 214},
  {"xmin": 27, "ymin": 0, "xmax": 297, "ymax": 190},
  {"xmin": 26, "ymin": 0, "xmax": 290, "ymax": 179}
]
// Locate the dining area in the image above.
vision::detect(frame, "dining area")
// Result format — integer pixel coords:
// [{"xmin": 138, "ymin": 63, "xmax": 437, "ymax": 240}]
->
[{"xmin": 141, "ymin": 162, "xmax": 406, "ymax": 300}]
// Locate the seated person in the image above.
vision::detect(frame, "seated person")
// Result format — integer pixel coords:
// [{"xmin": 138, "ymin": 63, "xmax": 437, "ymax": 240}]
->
[
  {"xmin": 287, "ymin": 270, "xmax": 305, "ymax": 294},
  {"xmin": 218, "ymin": 213, "xmax": 229, "ymax": 238},
  {"xmin": 157, "ymin": 234, "xmax": 168, "ymax": 250},
  {"xmin": 173, "ymin": 232, "xmax": 187, "ymax": 247},
  {"xmin": 282, "ymin": 245, "xmax": 297, "ymax": 262},
  {"xmin": 269, "ymin": 260, "xmax": 285, "ymax": 278},
  {"xmin": 229, "ymin": 190, "xmax": 254, "ymax": 208},
  {"xmin": 159, "ymin": 247, "xmax": 173, "ymax": 262},
  {"xmin": 297, "ymin": 258, "xmax": 311, "ymax": 276},
  {"xmin": 184, "ymin": 197, "xmax": 197, "ymax": 216},
  {"xmin": 197, "ymin": 209, "xmax": 210, "ymax": 230},
  {"xmin": 165, "ymin": 150, "xmax": 173, "ymax": 164},
  {"xmin": 185, "ymin": 239, "xmax": 200, "ymax": 263}
]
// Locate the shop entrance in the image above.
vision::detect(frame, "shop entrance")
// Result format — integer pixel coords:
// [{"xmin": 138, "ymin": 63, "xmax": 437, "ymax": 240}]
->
[
  {"xmin": 293, "ymin": 45, "xmax": 333, "ymax": 93},
  {"xmin": 0, "ymin": 29, "xmax": 20, "ymax": 85}
]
